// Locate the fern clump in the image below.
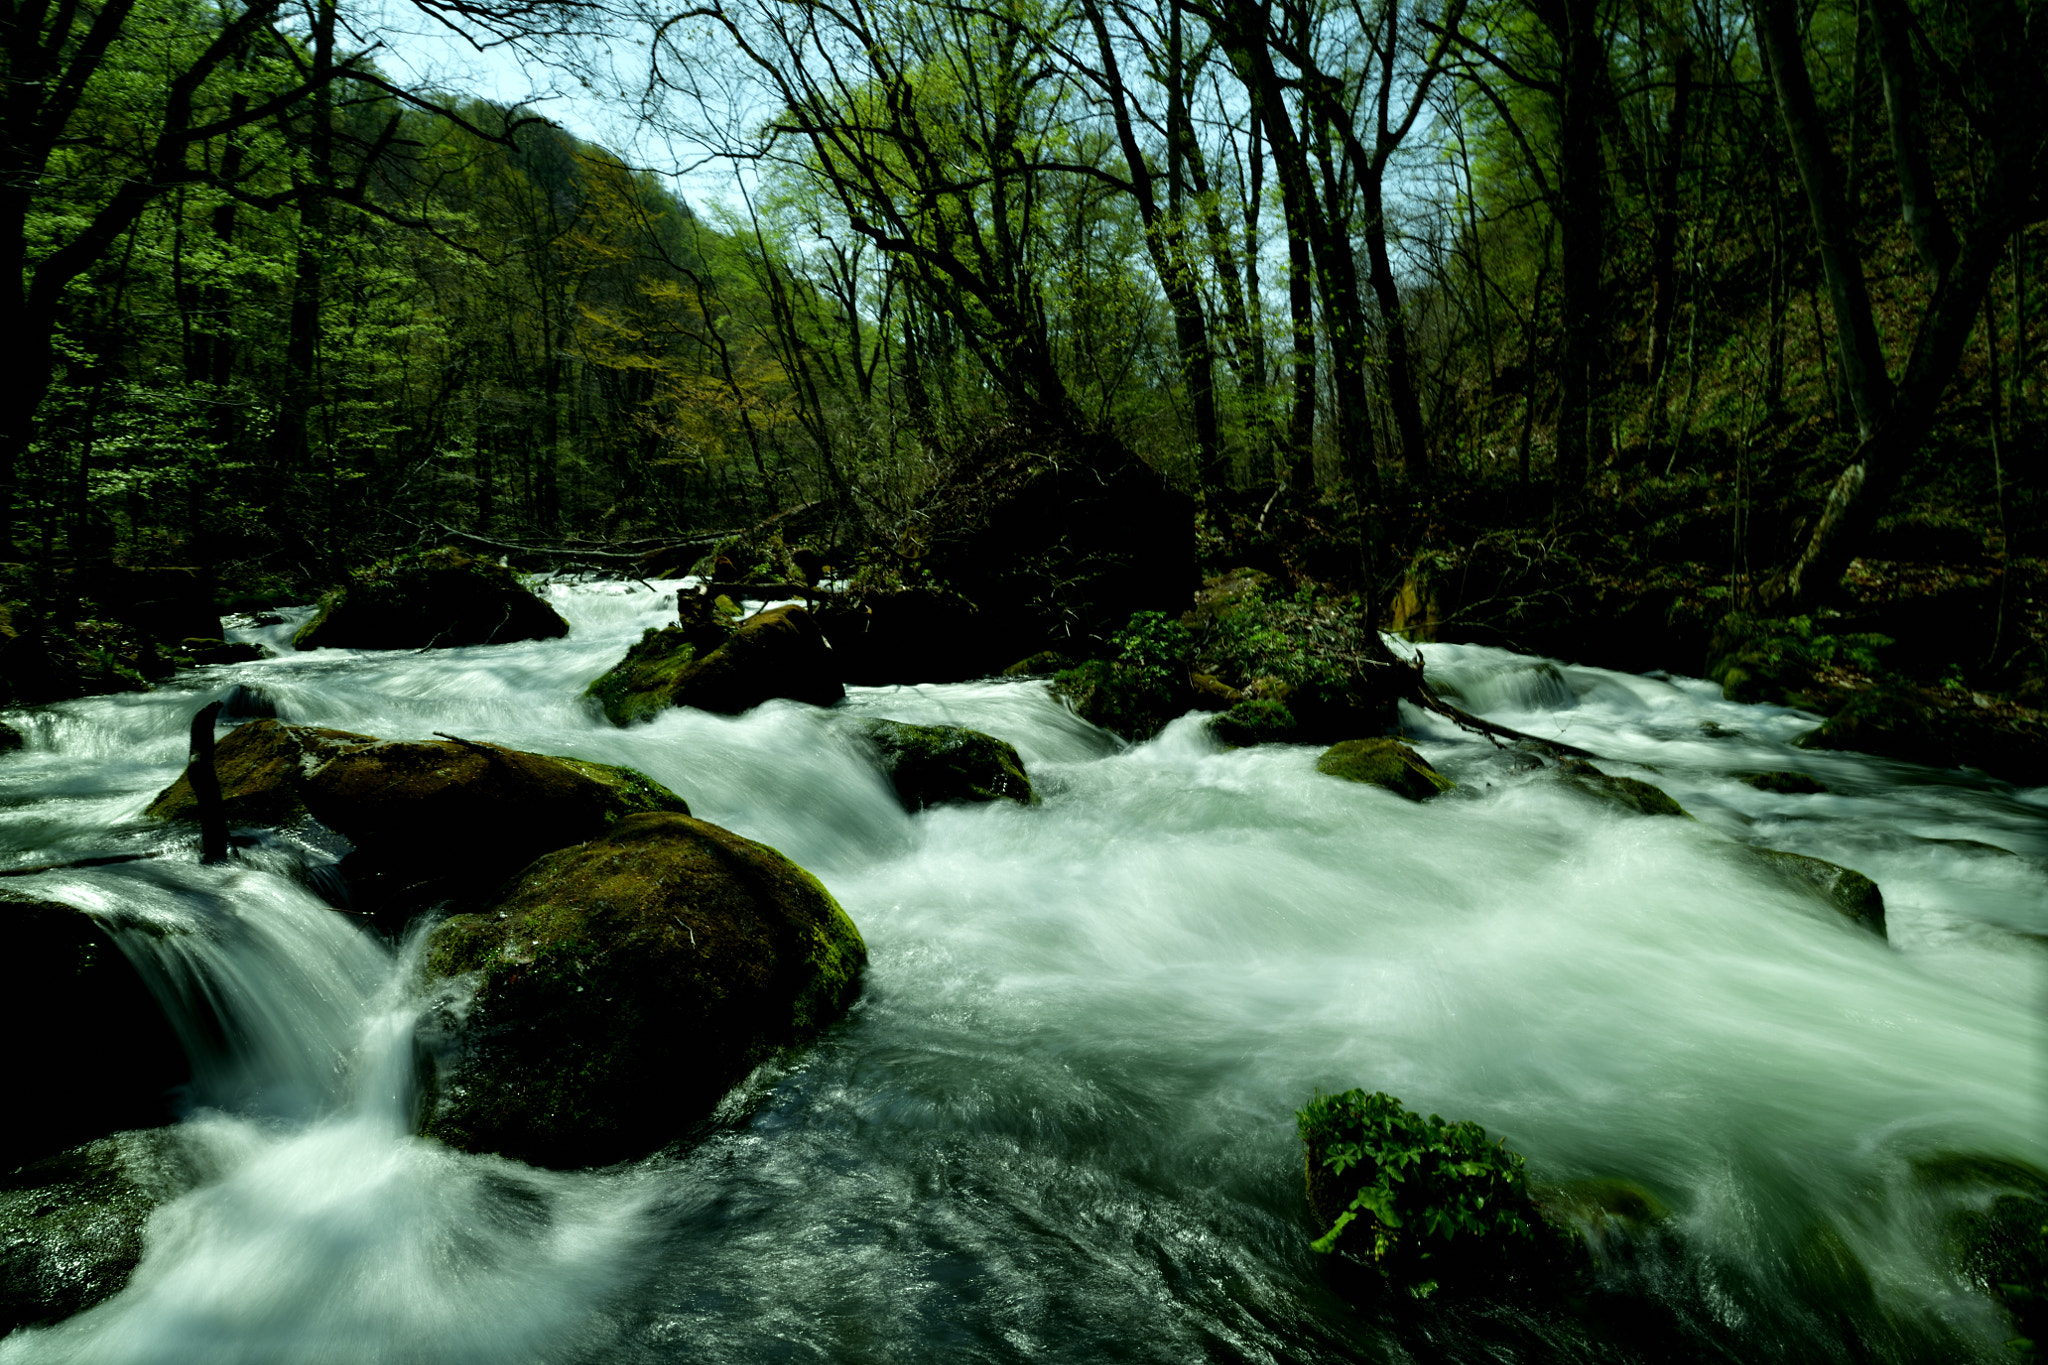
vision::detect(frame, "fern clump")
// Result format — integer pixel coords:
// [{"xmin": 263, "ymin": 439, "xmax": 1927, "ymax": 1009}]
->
[{"xmin": 1299, "ymin": 1089, "xmax": 1551, "ymax": 1295}]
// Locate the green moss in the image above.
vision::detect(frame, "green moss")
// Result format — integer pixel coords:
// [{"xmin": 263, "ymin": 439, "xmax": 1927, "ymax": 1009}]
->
[
  {"xmin": 549, "ymin": 756, "xmax": 691, "ymax": 821},
  {"xmin": 1557, "ymin": 759, "xmax": 1690, "ymax": 818},
  {"xmin": 1299, "ymin": 1089, "xmax": 1553, "ymax": 1294},
  {"xmin": 292, "ymin": 548, "xmax": 569, "ymax": 651},
  {"xmin": 420, "ymin": 812, "xmax": 867, "ymax": 1168},
  {"xmin": 1752, "ymin": 849, "xmax": 1886, "ymax": 936},
  {"xmin": 1315, "ymin": 738, "xmax": 1454, "ymax": 801},
  {"xmin": 584, "ymin": 626, "xmax": 700, "ymax": 725},
  {"xmin": 853, "ymin": 718, "xmax": 1033, "ymax": 808},
  {"xmin": 1211, "ymin": 698, "xmax": 1297, "ymax": 747}
]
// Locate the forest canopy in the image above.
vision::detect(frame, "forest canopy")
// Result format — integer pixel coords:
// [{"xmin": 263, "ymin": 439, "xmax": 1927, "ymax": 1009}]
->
[{"xmin": 2, "ymin": 0, "xmax": 2042, "ymax": 644}]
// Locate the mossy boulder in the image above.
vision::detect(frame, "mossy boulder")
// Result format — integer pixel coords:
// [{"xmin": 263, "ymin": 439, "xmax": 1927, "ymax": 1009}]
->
[
  {"xmin": 145, "ymin": 721, "xmax": 691, "ymax": 921},
  {"xmin": 1211, "ymin": 698, "xmax": 1298, "ymax": 747},
  {"xmin": 1315, "ymin": 739, "xmax": 1454, "ymax": 801},
  {"xmin": 2, "ymin": 890, "xmax": 189, "ymax": 1172},
  {"xmin": 852, "ymin": 718, "xmax": 1033, "ymax": 810},
  {"xmin": 1752, "ymin": 849, "xmax": 1886, "ymax": 936},
  {"xmin": 1299, "ymin": 1089, "xmax": 1563, "ymax": 1294},
  {"xmin": 1557, "ymin": 759, "xmax": 1690, "ymax": 818},
  {"xmin": 144, "ymin": 718, "xmax": 377, "ymax": 827},
  {"xmin": 292, "ymin": 548, "xmax": 569, "ymax": 651},
  {"xmin": 588, "ymin": 603, "xmax": 842, "ymax": 723},
  {"xmin": 419, "ymin": 811, "xmax": 867, "ymax": 1168},
  {"xmin": 1917, "ymin": 1155, "xmax": 2048, "ymax": 1357},
  {"xmin": 1798, "ymin": 679, "xmax": 2048, "ymax": 784},
  {"xmin": 0, "ymin": 1128, "xmax": 213, "ymax": 1334},
  {"xmin": 1050, "ymin": 657, "xmax": 1184, "ymax": 741}
]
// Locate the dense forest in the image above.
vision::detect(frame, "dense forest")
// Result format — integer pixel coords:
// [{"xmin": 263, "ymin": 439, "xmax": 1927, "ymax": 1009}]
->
[{"xmin": 3, "ymin": 0, "xmax": 2045, "ymax": 756}]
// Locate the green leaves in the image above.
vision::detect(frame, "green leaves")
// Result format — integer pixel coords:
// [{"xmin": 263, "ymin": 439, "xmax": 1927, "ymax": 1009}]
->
[{"xmin": 1298, "ymin": 1089, "xmax": 1542, "ymax": 1292}]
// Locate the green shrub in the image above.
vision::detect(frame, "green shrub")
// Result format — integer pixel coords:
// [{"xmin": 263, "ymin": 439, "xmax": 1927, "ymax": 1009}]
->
[{"xmin": 1299, "ymin": 1089, "xmax": 1546, "ymax": 1295}]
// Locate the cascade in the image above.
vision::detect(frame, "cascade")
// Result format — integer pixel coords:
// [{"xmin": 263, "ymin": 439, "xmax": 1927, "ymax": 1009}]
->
[{"xmin": 0, "ymin": 580, "xmax": 2040, "ymax": 1363}]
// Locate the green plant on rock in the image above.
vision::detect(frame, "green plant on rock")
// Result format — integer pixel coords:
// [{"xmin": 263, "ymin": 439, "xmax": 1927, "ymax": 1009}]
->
[
  {"xmin": 1109, "ymin": 611, "xmax": 1194, "ymax": 692},
  {"xmin": 1299, "ymin": 1089, "xmax": 1546, "ymax": 1295}
]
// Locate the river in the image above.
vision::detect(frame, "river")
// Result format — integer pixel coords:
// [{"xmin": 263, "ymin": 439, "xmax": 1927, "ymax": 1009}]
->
[{"xmin": 2, "ymin": 579, "xmax": 2042, "ymax": 1363}]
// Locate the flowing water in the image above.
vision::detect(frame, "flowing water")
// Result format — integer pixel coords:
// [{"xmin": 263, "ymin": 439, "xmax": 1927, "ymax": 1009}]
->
[{"xmin": 2, "ymin": 581, "xmax": 2043, "ymax": 1363}]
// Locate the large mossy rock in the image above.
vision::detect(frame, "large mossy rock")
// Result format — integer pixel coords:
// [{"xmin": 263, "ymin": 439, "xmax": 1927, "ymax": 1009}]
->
[
  {"xmin": 1916, "ymin": 1154, "xmax": 2048, "ymax": 1356},
  {"xmin": 1557, "ymin": 759, "xmax": 1690, "ymax": 818},
  {"xmin": 0, "ymin": 1128, "xmax": 212, "ymax": 1334},
  {"xmin": 852, "ymin": 718, "xmax": 1033, "ymax": 810},
  {"xmin": 420, "ymin": 812, "xmax": 867, "ymax": 1168},
  {"xmin": 1752, "ymin": 849, "xmax": 1887, "ymax": 937},
  {"xmin": 1300, "ymin": 1089, "xmax": 1565, "ymax": 1294},
  {"xmin": 2, "ymin": 891, "xmax": 189, "ymax": 1172},
  {"xmin": 812, "ymin": 587, "xmax": 992, "ymax": 685},
  {"xmin": 904, "ymin": 424, "xmax": 1196, "ymax": 672},
  {"xmin": 293, "ymin": 548, "xmax": 568, "ymax": 651},
  {"xmin": 1315, "ymin": 739, "xmax": 1455, "ymax": 801},
  {"xmin": 145, "ymin": 721, "xmax": 690, "ymax": 920},
  {"xmin": 1798, "ymin": 679, "xmax": 2048, "ymax": 785},
  {"xmin": 587, "ymin": 603, "xmax": 842, "ymax": 723}
]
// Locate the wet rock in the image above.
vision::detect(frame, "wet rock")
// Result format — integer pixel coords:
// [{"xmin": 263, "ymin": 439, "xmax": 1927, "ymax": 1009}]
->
[
  {"xmin": 144, "ymin": 719, "xmax": 378, "ymax": 827},
  {"xmin": 1211, "ymin": 698, "xmax": 1297, "ymax": 747},
  {"xmin": 852, "ymin": 718, "xmax": 1033, "ymax": 810},
  {"xmin": 1743, "ymin": 770, "xmax": 1829, "ymax": 795},
  {"xmin": 293, "ymin": 548, "xmax": 569, "ymax": 651},
  {"xmin": 1050, "ymin": 658, "xmax": 1181, "ymax": 742},
  {"xmin": 1315, "ymin": 739, "xmax": 1454, "ymax": 801},
  {"xmin": 588, "ymin": 604, "xmax": 842, "ymax": 723},
  {"xmin": 0, "ymin": 1128, "xmax": 213, "ymax": 1333},
  {"xmin": 1798, "ymin": 679, "xmax": 2048, "ymax": 785},
  {"xmin": 1916, "ymin": 1154, "xmax": 2048, "ymax": 1354},
  {"xmin": 1752, "ymin": 849, "xmax": 1886, "ymax": 937},
  {"xmin": 1557, "ymin": 759, "xmax": 1689, "ymax": 818},
  {"xmin": 144, "ymin": 723, "xmax": 691, "ymax": 918},
  {"xmin": 0, "ymin": 720, "xmax": 21, "ymax": 753},
  {"xmin": 420, "ymin": 811, "xmax": 867, "ymax": 1168},
  {"xmin": 1, "ymin": 890, "xmax": 188, "ymax": 1172}
]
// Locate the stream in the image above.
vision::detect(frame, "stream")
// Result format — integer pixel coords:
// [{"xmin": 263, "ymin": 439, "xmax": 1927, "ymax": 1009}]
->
[{"xmin": 1, "ymin": 579, "xmax": 2043, "ymax": 1363}]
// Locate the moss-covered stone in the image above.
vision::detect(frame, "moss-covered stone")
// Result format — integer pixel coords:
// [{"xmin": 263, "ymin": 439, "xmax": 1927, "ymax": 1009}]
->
[
  {"xmin": 1315, "ymin": 738, "xmax": 1455, "ymax": 801},
  {"xmin": 1050, "ymin": 657, "xmax": 1182, "ymax": 741},
  {"xmin": 1744, "ymin": 769, "xmax": 1829, "ymax": 795},
  {"xmin": 2, "ymin": 890, "xmax": 189, "ymax": 1172},
  {"xmin": 852, "ymin": 718, "xmax": 1033, "ymax": 809},
  {"xmin": 419, "ymin": 811, "xmax": 867, "ymax": 1168},
  {"xmin": 1001, "ymin": 650, "xmax": 1075, "ymax": 677},
  {"xmin": 1916, "ymin": 1154, "xmax": 2048, "ymax": 1358},
  {"xmin": 587, "ymin": 604, "xmax": 842, "ymax": 724},
  {"xmin": 0, "ymin": 1128, "xmax": 213, "ymax": 1334},
  {"xmin": 292, "ymin": 548, "xmax": 569, "ymax": 651},
  {"xmin": 1557, "ymin": 759, "xmax": 1690, "ymax": 818},
  {"xmin": 1211, "ymin": 698, "xmax": 1298, "ymax": 747},
  {"xmin": 1752, "ymin": 849, "xmax": 1887, "ymax": 936},
  {"xmin": 144, "ymin": 718, "xmax": 377, "ymax": 826},
  {"xmin": 1299, "ymin": 1089, "xmax": 1563, "ymax": 1294}
]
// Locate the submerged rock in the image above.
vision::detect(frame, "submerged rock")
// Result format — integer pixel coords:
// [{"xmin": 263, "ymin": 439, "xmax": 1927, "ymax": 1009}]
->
[
  {"xmin": 1315, "ymin": 739, "xmax": 1454, "ymax": 801},
  {"xmin": 2, "ymin": 890, "xmax": 190, "ymax": 1173},
  {"xmin": 587, "ymin": 604, "xmax": 842, "ymax": 723},
  {"xmin": 0, "ymin": 1128, "xmax": 213, "ymax": 1333},
  {"xmin": 1557, "ymin": 759, "xmax": 1689, "ymax": 818},
  {"xmin": 852, "ymin": 718, "xmax": 1033, "ymax": 810},
  {"xmin": 1743, "ymin": 770, "xmax": 1829, "ymax": 795},
  {"xmin": 420, "ymin": 812, "xmax": 867, "ymax": 1168},
  {"xmin": 293, "ymin": 548, "xmax": 568, "ymax": 651},
  {"xmin": 1917, "ymin": 1154, "xmax": 2048, "ymax": 1354},
  {"xmin": 1752, "ymin": 849, "xmax": 1887, "ymax": 936}
]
